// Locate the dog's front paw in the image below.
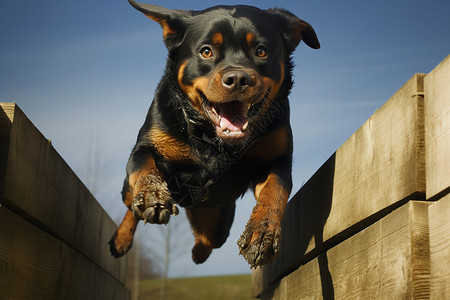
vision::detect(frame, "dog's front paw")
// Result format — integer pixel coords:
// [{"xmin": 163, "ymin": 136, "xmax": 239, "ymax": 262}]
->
[
  {"xmin": 237, "ymin": 219, "xmax": 281, "ymax": 268},
  {"xmin": 131, "ymin": 173, "xmax": 179, "ymax": 224}
]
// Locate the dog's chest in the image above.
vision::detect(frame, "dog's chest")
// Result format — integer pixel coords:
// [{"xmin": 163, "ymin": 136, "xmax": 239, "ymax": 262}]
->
[{"xmin": 162, "ymin": 155, "xmax": 254, "ymax": 208}]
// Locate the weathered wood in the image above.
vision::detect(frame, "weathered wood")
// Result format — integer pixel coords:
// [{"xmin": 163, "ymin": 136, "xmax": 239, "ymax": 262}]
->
[
  {"xmin": 0, "ymin": 103, "xmax": 126, "ymax": 283},
  {"xmin": 253, "ymin": 56, "xmax": 450, "ymax": 299},
  {"xmin": 261, "ymin": 201, "xmax": 430, "ymax": 300},
  {"xmin": 429, "ymin": 194, "xmax": 450, "ymax": 298},
  {"xmin": 261, "ymin": 73, "xmax": 426, "ymax": 286},
  {"xmin": 0, "ymin": 103, "xmax": 14, "ymax": 189},
  {"xmin": 252, "ymin": 267, "xmax": 264, "ymax": 298},
  {"xmin": 0, "ymin": 206, "xmax": 129, "ymax": 299},
  {"xmin": 424, "ymin": 55, "xmax": 450, "ymax": 200}
]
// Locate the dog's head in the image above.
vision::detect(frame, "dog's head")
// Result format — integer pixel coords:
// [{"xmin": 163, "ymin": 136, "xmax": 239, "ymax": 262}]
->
[{"xmin": 130, "ymin": 0, "xmax": 319, "ymax": 145}]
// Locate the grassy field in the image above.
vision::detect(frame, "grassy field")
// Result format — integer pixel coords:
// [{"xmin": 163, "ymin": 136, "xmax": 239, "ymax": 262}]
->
[{"xmin": 135, "ymin": 274, "xmax": 253, "ymax": 300}]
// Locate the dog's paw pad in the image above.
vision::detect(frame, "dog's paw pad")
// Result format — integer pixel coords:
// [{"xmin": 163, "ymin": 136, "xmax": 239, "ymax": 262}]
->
[{"xmin": 131, "ymin": 173, "xmax": 178, "ymax": 224}]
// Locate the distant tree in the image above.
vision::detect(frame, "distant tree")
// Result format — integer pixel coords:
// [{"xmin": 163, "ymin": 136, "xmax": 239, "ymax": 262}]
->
[
  {"xmin": 126, "ymin": 234, "xmax": 161, "ymax": 281},
  {"xmin": 160, "ymin": 222, "xmax": 171, "ymax": 300},
  {"xmin": 139, "ymin": 212, "xmax": 192, "ymax": 300}
]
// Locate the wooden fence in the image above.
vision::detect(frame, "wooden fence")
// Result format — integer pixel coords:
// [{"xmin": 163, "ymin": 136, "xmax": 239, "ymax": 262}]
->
[
  {"xmin": 0, "ymin": 103, "xmax": 129, "ymax": 299},
  {"xmin": 253, "ymin": 54, "xmax": 450, "ymax": 299}
]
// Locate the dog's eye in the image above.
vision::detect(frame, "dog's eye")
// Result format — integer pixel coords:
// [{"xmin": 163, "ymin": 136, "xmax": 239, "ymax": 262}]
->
[
  {"xmin": 255, "ymin": 46, "xmax": 267, "ymax": 58},
  {"xmin": 200, "ymin": 47, "xmax": 214, "ymax": 58}
]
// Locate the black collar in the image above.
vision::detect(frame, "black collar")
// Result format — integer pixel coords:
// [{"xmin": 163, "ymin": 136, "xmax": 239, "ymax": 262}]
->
[{"xmin": 180, "ymin": 105, "xmax": 218, "ymax": 145}]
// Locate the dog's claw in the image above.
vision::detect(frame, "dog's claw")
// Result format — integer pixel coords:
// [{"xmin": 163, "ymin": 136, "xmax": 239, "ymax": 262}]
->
[
  {"xmin": 140, "ymin": 203, "xmax": 176, "ymax": 225},
  {"xmin": 143, "ymin": 207, "xmax": 156, "ymax": 223},
  {"xmin": 159, "ymin": 209, "xmax": 170, "ymax": 224},
  {"xmin": 131, "ymin": 201, "xmax": 143, "ymax": 219},
  {"xmin": 172, "ymin": 204, "xmax": 179, "ymax": 216}
]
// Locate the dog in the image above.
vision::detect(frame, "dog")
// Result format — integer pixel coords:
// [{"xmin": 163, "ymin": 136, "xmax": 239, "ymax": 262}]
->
[{"xmin": 109, "ymin": 0, "xmax": 319, "ymax": 268}]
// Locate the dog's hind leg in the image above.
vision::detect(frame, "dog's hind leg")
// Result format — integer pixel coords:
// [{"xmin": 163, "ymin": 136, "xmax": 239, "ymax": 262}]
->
[
  {"xmin": 186, "ymin": 203, "xmax": 236, "ymax": 264},
  {"xmin": 109, "ymin": 178, "xmax": 139, "ymax": 257}
]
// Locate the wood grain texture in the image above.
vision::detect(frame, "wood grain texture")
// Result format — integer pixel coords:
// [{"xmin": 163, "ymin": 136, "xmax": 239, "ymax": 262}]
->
[
  {"xmin": 0, "ymin": 103, "xmax": 15, "ymax": 191},
  {"xmin": 261, "ymin": 201, "xmax": 430, "ymax": 300},
  {"xmin": 0, "ymin": 206, "xmax": 129, "ymax": 299},
  {"xmin": 329, "ymin": 73, "xmax": 426, "ymax": 239},
  {"xmin": 0, "ymin": 103, "xmax": 126, "ymax": 283},
  {"xmin": 261, "ymin": 74, "xmax": 426, "ymax": 286},
  {"xmin": 424, "ymin": 55, "xmax": 450, "ymax": 200},
  {"xmin": 429, "ymin": 194, "xmax": 450, "ymax": 298}
]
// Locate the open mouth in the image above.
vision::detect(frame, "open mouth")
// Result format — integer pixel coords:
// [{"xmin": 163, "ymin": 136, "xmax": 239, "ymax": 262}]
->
[
  {"xmin": 199, "ymin": 93, "xmax": 251, "ymax": 142},
  {"xmin": 212, "ymin": 101, "xmax": 249, "ymax": 136},
  {"xmin": 199, "ymin": 91, "xmax": 267, "ymax": 143},
  {"xmin": 208, "ymin": 100, "xmax": 249, "ymax": 140}
]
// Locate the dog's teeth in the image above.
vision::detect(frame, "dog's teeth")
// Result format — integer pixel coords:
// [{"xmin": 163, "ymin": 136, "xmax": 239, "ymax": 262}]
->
[
  {"xmin": 220, "ymin": 118, "xmax": 228, "ymax": 131},
  {"xmin": 242, "ymin": 122, "xmax": 248, "ymax": 131}
]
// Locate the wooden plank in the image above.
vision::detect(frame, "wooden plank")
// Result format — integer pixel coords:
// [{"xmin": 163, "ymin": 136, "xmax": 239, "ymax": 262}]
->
[
  {"xmin": 0, "ymin": 206, "xmax": 61, "ymax": 299},
  {"xmin": 261, "ymin": 74, "xmax": 426, "ymax": 286},
  {"xmin": 0, "ymin": 206, "xmax": 130, "ymax": 300},
  {"xmin": 252, "ymin": 267, "xmax": 264, "ymax": 298},
  {"xmin": 259, "ymin": 201, "xmax": 430, "ymax": 299},
  {"xmin": 424, "ymin": 55, "xmax": 450, "ymax": 200},
  {"xmin": 329, "ymin": 73, "xmax": 425, "ymax": 239},
  {"xmin": 0, "ymin": 103, "xmax": 127, "ymax": 283},
  {"xmin": 429, "ymin": 194, "xmax": 450, "ymax": 298},
  {"xmin": 0, "ymin": 103, "xmax": 15, "ymax": 190}
]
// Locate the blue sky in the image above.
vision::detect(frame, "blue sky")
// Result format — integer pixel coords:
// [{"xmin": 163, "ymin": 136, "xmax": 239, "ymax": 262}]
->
[{"xmin": 1, "ymin": 0, "xmax": 449, "ymax": 278}]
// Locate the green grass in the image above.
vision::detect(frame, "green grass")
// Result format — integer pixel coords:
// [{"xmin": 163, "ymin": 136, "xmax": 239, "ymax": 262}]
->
[{"xmin": 137, "ymin": 274, "xmax": 253, "ymax": 300}]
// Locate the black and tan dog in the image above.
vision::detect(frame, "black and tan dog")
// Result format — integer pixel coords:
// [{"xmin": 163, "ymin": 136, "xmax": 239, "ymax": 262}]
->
[{"xmin": 110, "ymin": 0, "xmax": 319, "ymax": 268}]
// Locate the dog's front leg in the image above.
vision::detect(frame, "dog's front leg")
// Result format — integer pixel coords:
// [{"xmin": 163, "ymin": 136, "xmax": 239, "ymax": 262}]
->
[
  {"xmin": 128, "ymin": 157, "xmax": 178, "ymax": 225},
  {"xmin": 110, "ymin": 152, "xmax": 178, "ymax": 257},
  {"xmin": 238, "ymin": 158, "xmax": 292, "ymax": 268}
]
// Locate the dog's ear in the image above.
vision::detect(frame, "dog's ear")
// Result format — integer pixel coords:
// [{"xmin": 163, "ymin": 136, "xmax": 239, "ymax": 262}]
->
[
  {"xmin": 129, "ymin": 0, "xmax": 189, "ymax": 50},
  {"xmin": 267, "ymin": 8, "xmax": 320, "ymax": 52}
]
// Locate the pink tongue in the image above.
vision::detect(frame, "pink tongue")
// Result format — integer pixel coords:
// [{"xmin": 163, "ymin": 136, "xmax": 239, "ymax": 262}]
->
[{"xmin": 219, "ymin": 102, "xmax": 247, "ymax": 132}]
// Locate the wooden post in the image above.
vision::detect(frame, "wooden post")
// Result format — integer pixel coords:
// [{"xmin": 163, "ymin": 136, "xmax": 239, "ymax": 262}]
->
[
  {"xmin": 425, "ymin": 54, "xmax": 450, "ymax": 298},
  {"xmin": 0, "ymin": 103, "xmax": 129, "ymax": 299}
]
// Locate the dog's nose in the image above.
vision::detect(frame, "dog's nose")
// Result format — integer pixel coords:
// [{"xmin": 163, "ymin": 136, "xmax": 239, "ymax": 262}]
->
[{"xmin": 222, "ymin": 70, "xmax": 251, "ymax": 91}]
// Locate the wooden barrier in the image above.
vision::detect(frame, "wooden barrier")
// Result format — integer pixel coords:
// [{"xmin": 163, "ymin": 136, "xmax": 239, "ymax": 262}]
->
[
  {"xmin": 253, "ymin": 55, "xmax": 450, "ymax": 299},
  {"xmin": 0, "ymin": 103, "xmax": 129, "ymax": 299},
  {"xmin": 425, "ymin": 55, "xmax": 450, "ymax": 299}
]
